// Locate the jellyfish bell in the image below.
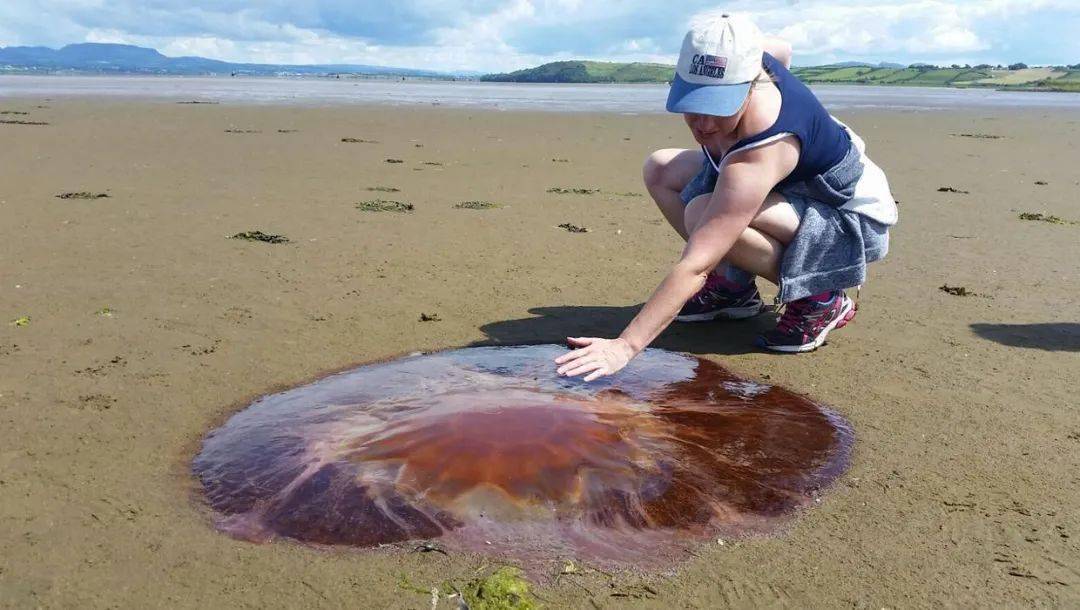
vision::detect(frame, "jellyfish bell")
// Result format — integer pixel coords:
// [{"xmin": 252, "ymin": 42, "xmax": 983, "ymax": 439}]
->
[{"xmin": 193, "ymin": 345, "xmax": 852, "ymax": 568}]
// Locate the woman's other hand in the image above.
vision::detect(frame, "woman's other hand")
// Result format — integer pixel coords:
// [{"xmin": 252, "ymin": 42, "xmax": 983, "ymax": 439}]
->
[{"xmin": 554, "ymin": 337, "xmax": 637, "ymax": 382}]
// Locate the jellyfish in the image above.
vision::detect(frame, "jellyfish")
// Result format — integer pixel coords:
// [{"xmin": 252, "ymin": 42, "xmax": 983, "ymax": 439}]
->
[{"xmin": 192, "ymin": 345, "xmax": 852, "ymax": 568}]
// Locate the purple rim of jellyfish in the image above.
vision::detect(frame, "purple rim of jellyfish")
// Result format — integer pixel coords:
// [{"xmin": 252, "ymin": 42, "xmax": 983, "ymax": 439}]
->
[{"xmin": 193, "ymin": 345, "xmax": 852, "ymax": 568}]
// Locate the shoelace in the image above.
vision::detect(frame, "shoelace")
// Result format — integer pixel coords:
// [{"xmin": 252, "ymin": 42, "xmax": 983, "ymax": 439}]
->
[
  {"xmin": 775, "ymin": 299, "xmax": 823, "ymax": 334},
  {"xmin": 691, "ymin": 276, "xmax": 730, "ymax": 305}
]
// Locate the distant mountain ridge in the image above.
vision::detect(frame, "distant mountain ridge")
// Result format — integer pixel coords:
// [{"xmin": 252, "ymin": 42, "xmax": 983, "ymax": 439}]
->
[{"xmin": 0, "ymin": 42, "xmax": 459, "ymax": 78}]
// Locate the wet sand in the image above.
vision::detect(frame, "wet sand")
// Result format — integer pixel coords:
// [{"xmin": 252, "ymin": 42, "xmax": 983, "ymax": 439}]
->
[{"xmin": 1, "ymin": 99, "xmax": 1078, "ymax": 608}]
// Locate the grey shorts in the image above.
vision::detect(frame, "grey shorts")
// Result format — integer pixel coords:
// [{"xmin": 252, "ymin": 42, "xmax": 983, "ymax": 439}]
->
[{"xmin": 680, "ymin": 158, "xmax": 890, "ymax": 303}]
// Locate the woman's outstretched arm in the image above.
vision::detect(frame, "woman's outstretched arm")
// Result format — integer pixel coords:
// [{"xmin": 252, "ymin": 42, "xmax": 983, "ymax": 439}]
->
[{"xmin": 555, "ymin": 143, "xmax": 797, "ymax": 381}]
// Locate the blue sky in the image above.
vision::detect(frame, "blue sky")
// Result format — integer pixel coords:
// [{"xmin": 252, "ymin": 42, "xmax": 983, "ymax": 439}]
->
[{"xmin": 1, "ymin": 1, "xmax": 1077, "ymax": 72}]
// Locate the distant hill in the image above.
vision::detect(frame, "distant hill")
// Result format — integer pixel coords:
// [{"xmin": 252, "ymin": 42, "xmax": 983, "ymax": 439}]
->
[
  {"xmin": 482, "ymin": 59, "xmax": 1080, "ymax": 91},
  {"xmin": 0, "ymin": 42, "xmax": 461, "ymax": 78},
  {"xmin": 789, "ymin": 64, "xmax": 1080, "ymax": 91},
  {"xmin": 481, "ymin": 61, "xmax": 672, "ymax": 83}
]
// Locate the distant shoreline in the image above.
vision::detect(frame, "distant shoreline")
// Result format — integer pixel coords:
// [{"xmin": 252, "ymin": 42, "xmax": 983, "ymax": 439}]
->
[
  {"xmin": 3, "ymin": 70, "xmax": 1079, "ymax": 95},
  {"xmin": 3, "ymin": 75, "xmax": 1079, "ymax": 113}
]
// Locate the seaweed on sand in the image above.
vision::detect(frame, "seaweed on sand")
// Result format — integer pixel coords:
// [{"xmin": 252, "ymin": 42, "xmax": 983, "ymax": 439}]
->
[
  {"xmin": 455, "ymin": 200, "xmax": 500, "ymax": 210},
  {"xmin": 558, "ymin": 223, "xmax": 589, "ymax": 233},
  {"xmin": 548, "ymin": 187, "xmax": 600, "ymax": 195},
  {"xmin": 357, "ymin": 199, "xmax": 414, "ymax": 212},
  {"xmin": 1018, "ymin": 212, "xmax": 1075, "ymax": 225},
  {"xmin": 230, "ymin": 231, "xmax": 290, "ymax": 244},
  {"xmin": 57, "ymin": 192, "xmax": 109, "ymax": 200},
  {"xmin": 939, "ymin": 285, "xmax": 974, "ymax": 297}
]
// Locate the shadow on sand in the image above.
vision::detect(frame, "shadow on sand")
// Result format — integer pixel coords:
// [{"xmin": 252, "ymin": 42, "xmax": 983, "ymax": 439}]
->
[
  {"xmin": 970, "ymin": 322, "xmax": 1080, "ymax": 352},
  {"xmin": 474, "ymin": 304, "xmax": 777, "ymax": 356}
]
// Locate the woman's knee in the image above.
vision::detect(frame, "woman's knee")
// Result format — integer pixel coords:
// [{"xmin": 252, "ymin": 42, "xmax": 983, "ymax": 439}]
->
[
  {"xmin": 748, "ymin": 192, "xmax": 800, "ymax": 244},
  {"xmin": 643, "ymin": 149, "xmax": 677, "ymax": 189},
  {"xmin": 643, "ymin": 148, "xmax": 700, "ymax": 192},
  {"xmin": 683, "ymin": 193, "xmax": 711, "ymax": 233}
]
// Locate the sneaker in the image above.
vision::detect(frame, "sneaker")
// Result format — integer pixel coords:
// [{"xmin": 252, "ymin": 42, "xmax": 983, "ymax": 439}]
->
[
  {"xmin": 757, "ymin": 290, "xmax": 856, "ymax": 353},
  {"xmin": 676, "ymin": 276, "xmax": 765, "ymax": 322}
]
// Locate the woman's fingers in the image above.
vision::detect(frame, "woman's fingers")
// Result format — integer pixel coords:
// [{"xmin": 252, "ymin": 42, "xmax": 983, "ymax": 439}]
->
[
  {"xmin": 561, "ymin": 360, "xmax": 603, "ymax": 378},
  {"xmin": 557, "ymin": 354, "xmax": 599, "ymax": 376},
  {"xmin": 567, "ymin": 337, "xmax": 595, "ymax": 347},
  {"xmin": 583, "ymin": 369, "xmax": 609, "ymax": 382},
  {"xmin": 554, "ymin": 346, "xmax": 590, "ymax": 365}
]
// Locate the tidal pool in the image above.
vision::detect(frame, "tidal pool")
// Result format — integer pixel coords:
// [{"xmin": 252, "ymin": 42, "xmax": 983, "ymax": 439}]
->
[{"xmin": 193, "ymin": 345, "xmax": 852, "ymax": 567}]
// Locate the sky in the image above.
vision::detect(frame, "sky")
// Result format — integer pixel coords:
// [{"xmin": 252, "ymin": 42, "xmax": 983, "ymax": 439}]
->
[{"xmin": 0, "ymin": 1, "xmax": 1078, "ymax": 73}]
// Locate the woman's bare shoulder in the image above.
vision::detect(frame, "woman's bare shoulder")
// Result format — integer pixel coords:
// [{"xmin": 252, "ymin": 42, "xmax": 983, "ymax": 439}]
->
[{"xmin": 763, "ymin": 37, "xmax": 792, "ymax": 68}]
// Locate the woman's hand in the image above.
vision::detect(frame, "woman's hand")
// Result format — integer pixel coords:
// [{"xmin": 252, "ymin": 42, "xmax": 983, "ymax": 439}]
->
[{"xmin": 554, "ymin": 337, "xmax": 637, "ymax": 382}]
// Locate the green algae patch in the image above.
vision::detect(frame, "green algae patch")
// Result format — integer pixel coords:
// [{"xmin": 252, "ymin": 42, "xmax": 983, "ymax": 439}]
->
[
  {"xmin": 462, "ymin": 567, "xmax": 539, "ymax": 610},
  {"xmin": 9, "ymin": 316, "xmax": 31, "ymax": 327},
  {"xmin": 357, "ymin": 199, "xmax": 414, "ymax": 212}
]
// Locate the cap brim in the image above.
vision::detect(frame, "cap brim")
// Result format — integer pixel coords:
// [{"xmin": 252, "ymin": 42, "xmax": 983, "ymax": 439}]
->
[{"xmin": 666, "ymin": 74, "xmax": 751, "ymax": 117}]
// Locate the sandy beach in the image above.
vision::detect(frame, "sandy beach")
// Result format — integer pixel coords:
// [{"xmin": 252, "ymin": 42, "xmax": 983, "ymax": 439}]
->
[{"xmin": 1, "ymin": 98, "xmax": 1078, "ymax": 608}]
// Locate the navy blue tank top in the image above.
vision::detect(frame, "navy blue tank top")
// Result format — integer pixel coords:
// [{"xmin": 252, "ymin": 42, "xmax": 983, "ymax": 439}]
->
[{"xmin": 726, "ymin": 53, "xmax": 851, "ymax": 187}]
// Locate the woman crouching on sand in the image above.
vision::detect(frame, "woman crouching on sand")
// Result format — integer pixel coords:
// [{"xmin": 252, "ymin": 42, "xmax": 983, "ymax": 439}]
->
[{"xmin": 556, "ymin": 12, "xmax": 897, "ymax": 380}]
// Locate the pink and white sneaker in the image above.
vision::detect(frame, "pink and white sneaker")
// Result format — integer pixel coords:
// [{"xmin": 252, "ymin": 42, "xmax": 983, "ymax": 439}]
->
[
  {"xmin": 676, "ymin": 277, "xmax": 765, "ymax": 323},
  {"xmin": 757, "ymin": 290, "xmax": 856, "ymax": 353}
]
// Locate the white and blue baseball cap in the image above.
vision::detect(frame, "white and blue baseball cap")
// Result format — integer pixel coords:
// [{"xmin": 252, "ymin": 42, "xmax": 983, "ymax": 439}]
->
[{"xmin": 666, "ymin": 13, "xmax": 764, "ymax": 117}]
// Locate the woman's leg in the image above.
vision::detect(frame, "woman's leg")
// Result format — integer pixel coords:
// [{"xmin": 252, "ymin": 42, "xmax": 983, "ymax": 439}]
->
[
  {"xmin": 642, "ymin": 148, "xmax": 705, "ymax": 240},
  {"xmin": 684, "ymin": 191, "xmax": 800, "ymax": 285}
]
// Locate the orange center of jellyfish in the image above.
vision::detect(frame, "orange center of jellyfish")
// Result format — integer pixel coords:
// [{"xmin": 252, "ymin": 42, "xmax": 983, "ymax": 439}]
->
[{"xmin": 344, "ymin": 389, "xmax": 668, "ymax": 520}]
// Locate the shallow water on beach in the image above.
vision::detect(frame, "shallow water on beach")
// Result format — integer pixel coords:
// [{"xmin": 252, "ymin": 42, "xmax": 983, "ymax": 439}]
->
[
  {"xmin": 3, "ymin": 74, "xmax": 1079, "ymax": 111},
  {"xmin": 193, "ymin": 345, "xmax": 852, "ymax": 568}
]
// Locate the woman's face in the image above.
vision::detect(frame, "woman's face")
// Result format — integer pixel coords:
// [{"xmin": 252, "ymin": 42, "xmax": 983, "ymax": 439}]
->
[{"xmin": 683, "ymin": 111, "xmax": 742, "ymax": 149}]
